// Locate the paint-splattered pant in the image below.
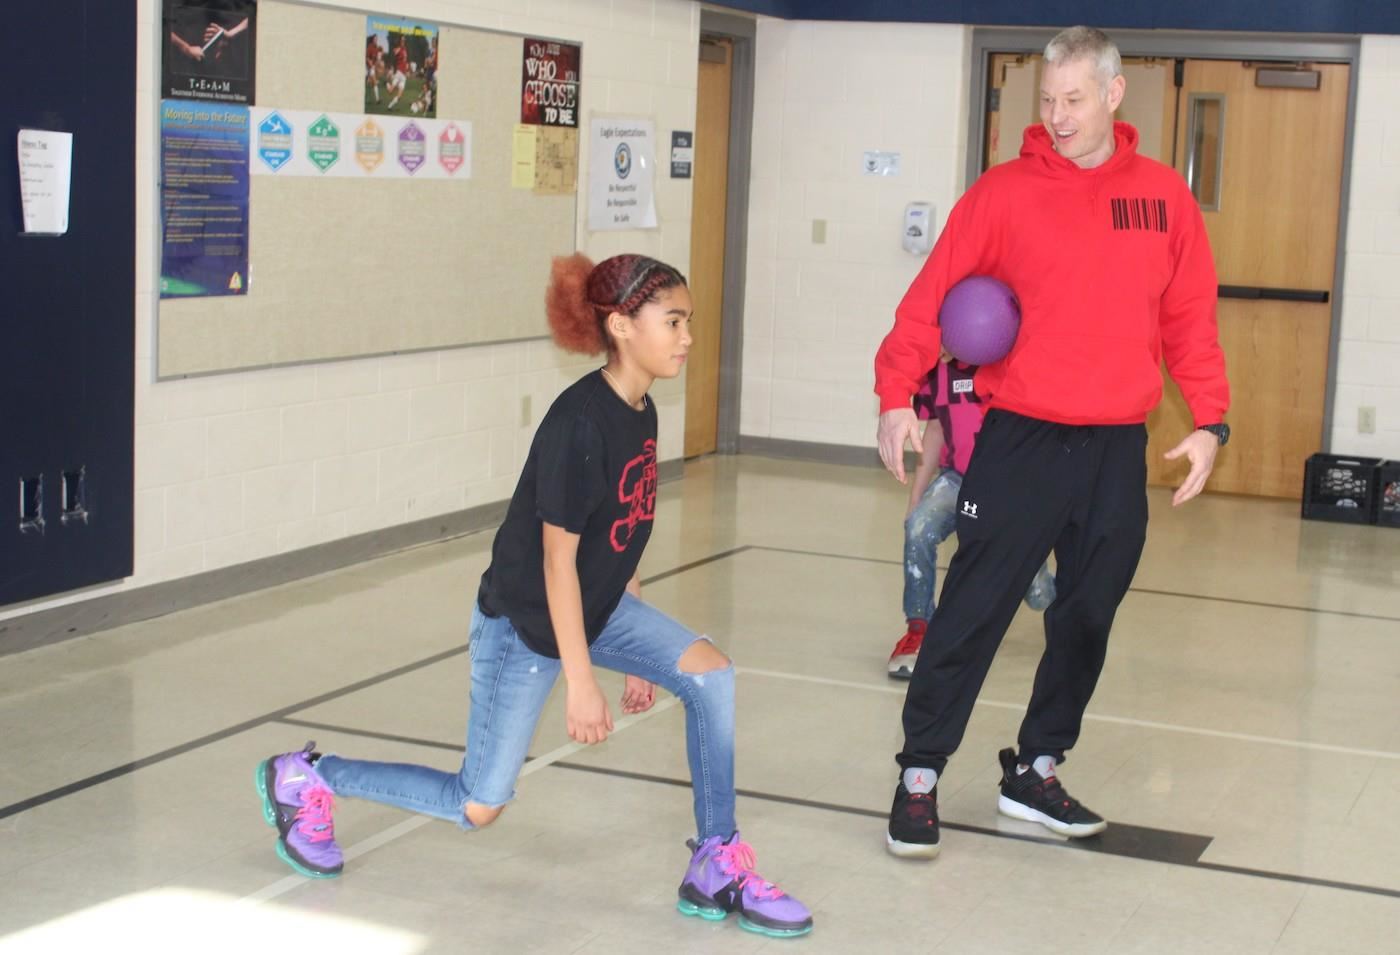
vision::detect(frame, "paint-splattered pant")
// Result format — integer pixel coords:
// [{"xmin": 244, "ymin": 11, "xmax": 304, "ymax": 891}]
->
[
  {"xmin": 316, "ymin": 594, "xmax": 736, "ymax": 839},
  {"xmin": 904, "ymin": 468, "xmax": 1055, "ymax": 621}
]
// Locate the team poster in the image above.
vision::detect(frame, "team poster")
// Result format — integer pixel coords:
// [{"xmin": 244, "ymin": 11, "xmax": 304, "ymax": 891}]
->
[
  {"xmin": 162, "ymin": 0, "xmax": 257, "ymax": 104},
  {"xmin": 366, "ymin": 16, "xmax": 439, "ymax": 118}
]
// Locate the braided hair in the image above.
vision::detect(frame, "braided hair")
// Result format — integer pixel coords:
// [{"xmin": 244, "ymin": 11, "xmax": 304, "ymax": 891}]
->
[{"xmin": 545, "ymin": 253, "xmax": 687, "ymax": 355}]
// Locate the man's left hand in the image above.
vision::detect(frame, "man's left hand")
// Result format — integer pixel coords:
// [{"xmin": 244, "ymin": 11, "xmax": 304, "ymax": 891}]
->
[{"xmin": 1163, "ymin": 429, "xmax": 1220, "ymax": 506}]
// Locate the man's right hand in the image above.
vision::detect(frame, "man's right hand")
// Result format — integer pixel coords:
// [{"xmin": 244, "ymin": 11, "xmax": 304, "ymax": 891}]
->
[{"xmin": 877, "ymin": 407, "xmax": 923, "ymax": 483}]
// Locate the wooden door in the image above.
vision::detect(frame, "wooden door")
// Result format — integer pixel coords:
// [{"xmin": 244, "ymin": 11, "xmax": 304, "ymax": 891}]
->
[
  {"xmin": 984, "ymin": 53, "xmax": 1033, "ymax": 168},
  {"xmin": 981, "ymin": 53, "xmax": 1349, "ymax": 499},
  {"xmin": 985, "ymin": 55, "xmax": 1173, "ymax": 169},
  {"xmin": 1147, "ymin": 60, "xmax": 1348, "ymax": 498},
  {"xmin": 684, "ymin": 38, "xmax": 732, "ymax": 458}
]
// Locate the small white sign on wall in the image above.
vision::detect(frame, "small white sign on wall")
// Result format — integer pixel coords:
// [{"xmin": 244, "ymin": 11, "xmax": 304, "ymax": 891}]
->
[
  {"xmin": 17, "ymin": 129, "xmax": 74, "ymax": 234},
  {"xmin": 862, "ymin": 150, "xmax": 900, "ymax": 177}
]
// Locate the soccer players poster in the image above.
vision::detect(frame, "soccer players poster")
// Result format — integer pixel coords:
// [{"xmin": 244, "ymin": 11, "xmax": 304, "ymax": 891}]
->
[
  {"xmin": 521, "ymin": 39, "xmax": 581, "ymax": 127},
  {"xmin": 162, "ymin": 0, "xmax": 257, "ymax": 104},
  {"xmin": 365, "ymin": 16, "xmax": 439, "ymax": 118}
]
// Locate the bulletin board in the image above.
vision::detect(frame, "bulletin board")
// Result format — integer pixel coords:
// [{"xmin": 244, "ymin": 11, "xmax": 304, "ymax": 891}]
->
[{"xmin": 157, "ymin": 1, "xmax": 580, "ymax": 377}]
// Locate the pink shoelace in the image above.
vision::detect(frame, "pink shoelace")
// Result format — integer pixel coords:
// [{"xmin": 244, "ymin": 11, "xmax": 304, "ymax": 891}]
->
[
  {"xmin": 713, "ymin": 840, "xmax": 784, "ymax": 901},
  {"xmin": 295, "ymin": 786, "xmax": 336, "ymax": 842}
]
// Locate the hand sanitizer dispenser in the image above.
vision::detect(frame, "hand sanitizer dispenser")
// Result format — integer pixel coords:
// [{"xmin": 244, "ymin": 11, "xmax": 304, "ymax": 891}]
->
[{"xmin": 903, "ymin": 202, "xmax": 934, "ymax": 255}]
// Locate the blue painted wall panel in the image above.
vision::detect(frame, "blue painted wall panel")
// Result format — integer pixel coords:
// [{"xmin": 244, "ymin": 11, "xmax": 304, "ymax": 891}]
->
[{"xmin": 710, "ymin": 0, "xmax": 1394, "ymax": 34}]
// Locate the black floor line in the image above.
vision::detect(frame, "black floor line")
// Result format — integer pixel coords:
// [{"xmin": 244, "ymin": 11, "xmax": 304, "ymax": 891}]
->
[
  {"xmin": 274, "ymin": 716, "xmax": 1207, "ymax": 866},
  {"xmin": 0, "ymin": 645, "xmax": 470, "ymax": 822},
  {"xmin": 749, "ymin": 544, "xmax": 905, "ymax": 567},
  {"xmin": 9, "ymin": 540, "xmax": 1399, "ymax": 907},
  {"xmin": 272, "ymin": 717, "xmax": 1400, "ymax": 901},
  {"xmin": 278, "ymin": 716, "xmax": 463, "ymax": 753},
  {"xmin": 641, "ymin": 546, "xmax": 752, "ymax": 586},
  {"xmin": 748, "ymin": 545, "xmax": 1400, "ymax": 623},
  {"xmin": 0, "ymin": 551, "xmax": 738, "ymax": 822},
  {"xmin": 546, "ymin": 760, "xmax": 1211, "ymax": 866},
  {"xmin": 1118, "ymin": 585, "xmax": 1400, "ymax": 623}
]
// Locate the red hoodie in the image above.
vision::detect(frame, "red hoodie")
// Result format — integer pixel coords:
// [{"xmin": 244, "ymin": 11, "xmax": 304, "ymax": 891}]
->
[{"xmin": 875, "ymin": 122, "xmax": 1228, "ymax": 428}]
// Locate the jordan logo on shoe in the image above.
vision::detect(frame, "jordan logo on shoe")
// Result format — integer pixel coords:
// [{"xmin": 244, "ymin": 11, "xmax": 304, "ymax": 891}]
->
[{"xmin": 913, "ymin": 773, "xmax": 927, "ymax": 788}]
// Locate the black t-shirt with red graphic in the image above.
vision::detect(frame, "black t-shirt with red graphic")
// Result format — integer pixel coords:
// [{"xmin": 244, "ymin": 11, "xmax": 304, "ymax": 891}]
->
[{"xmin": 477, "ymin": 370, "xmax": 657, "ymax": 657}]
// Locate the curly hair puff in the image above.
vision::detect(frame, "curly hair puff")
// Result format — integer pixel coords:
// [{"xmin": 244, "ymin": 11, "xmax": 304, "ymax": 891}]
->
[{"xmin": 545, "ymin": 253, "xmax": 687, "ymax": 355}]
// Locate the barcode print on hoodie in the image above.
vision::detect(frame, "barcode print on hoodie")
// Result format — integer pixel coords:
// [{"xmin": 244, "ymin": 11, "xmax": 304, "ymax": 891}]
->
[{"xmin": 1111, "ymin": 197, "xmax": 1168, "ymax": 233}]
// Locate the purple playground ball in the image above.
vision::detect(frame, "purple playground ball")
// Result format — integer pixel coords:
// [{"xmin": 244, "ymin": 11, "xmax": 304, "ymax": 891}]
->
[{"xmin": 939, "ymin": 276, "xmax": 1021, "ymax": 365}]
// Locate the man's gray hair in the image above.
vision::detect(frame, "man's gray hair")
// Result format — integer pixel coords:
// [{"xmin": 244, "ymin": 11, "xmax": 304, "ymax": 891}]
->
[{"xmin": 1044, "ymin": 26, "xmax": 1122, "ymax": 99}]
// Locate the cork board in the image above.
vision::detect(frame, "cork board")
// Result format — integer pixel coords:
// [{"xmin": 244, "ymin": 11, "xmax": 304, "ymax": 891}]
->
[{"xmin": 157, "ymin": 1, "xmax": 578, "ymax": 377}]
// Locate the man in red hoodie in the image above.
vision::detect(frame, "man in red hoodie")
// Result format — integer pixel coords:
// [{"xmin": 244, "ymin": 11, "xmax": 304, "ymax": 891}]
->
[{"xmin": 877, "ymin": 26, "xmax": 1230, "ymax": 860}]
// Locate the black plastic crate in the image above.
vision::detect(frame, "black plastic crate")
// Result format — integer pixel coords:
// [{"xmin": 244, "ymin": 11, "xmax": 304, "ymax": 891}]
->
[
  {"xmin": 1378, "ymin": 460, "xmax": 1400, "ymax": 528},
  {"xmin": 1301, "ymin": 453, "xmax": 1381, "ymax": 525}
]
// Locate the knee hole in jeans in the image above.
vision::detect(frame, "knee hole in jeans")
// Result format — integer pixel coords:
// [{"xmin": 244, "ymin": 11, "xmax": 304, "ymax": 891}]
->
[
  {"xmin": 678, "ymin": 639, "xmax": 730, "ymax": 674},
  {"xmin": 464, "ymin": 801, "xmax": 504, "ymax": 827}
]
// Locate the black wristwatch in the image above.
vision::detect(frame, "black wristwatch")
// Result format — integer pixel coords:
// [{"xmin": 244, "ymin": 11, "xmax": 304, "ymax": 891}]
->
[{"xmin": 1197, "ymin": 423, "xmax": 1230, "ymax": 446}]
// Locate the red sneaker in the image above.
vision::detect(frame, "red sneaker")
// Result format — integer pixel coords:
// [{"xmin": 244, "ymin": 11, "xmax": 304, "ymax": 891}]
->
[{"xmin": 887, "ymin": 619, "xmax": 926, "ymax": 679}]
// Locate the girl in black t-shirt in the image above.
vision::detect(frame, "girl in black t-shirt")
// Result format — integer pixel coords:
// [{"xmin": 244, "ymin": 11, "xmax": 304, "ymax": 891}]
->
[{"xmin": 256, "ymin": 254, "xmax": 813, "ymax": 939}]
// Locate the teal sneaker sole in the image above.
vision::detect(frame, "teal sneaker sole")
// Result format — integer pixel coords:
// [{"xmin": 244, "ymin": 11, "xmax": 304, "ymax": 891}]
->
[
  {"xmin": 255, "ymin": 758, "xmax": 341, "ymax": 879},
  {"xmin": 676, "ymin": 899, "xmax": 728, "ymax": 922},
  {"xmin": 254, "ymin": 759, "xmax": 276, "ymax": 827},
  {"xmin": 678, "ymin": 899, "xmax": 812, "ymax": 938}
]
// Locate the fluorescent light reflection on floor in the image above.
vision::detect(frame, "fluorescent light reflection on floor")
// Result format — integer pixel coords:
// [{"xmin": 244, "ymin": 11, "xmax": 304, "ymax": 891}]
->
[{"xmin": 0, "ymin": 888, "xmax": 425, "ymax": 954}]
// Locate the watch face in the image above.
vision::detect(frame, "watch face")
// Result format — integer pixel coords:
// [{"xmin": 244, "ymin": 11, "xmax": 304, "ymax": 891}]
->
[{"xmin": 1204, "ymin": 424, "xmax": 1229, "ymax": 445}]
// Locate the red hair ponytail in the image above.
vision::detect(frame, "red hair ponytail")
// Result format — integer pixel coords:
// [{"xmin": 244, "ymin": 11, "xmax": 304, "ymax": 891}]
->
[
  {"xmin": 544, "ymin": 253, "xmax": 687, "ymax": 355},
  {"xmin": 545, "ymin": 253, "xmax": 602, "ymax": 354}
]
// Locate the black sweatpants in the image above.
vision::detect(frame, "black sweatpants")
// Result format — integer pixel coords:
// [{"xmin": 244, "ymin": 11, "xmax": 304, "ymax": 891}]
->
[{"xmin": 897, "ymin": 409, "xmax": 1149, "ymax": 774}]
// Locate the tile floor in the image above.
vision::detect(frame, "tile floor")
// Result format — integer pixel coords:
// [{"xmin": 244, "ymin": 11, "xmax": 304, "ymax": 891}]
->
[{"xmin": 1, "ymin": 455, "xmax": 1397, "ymax": 953}]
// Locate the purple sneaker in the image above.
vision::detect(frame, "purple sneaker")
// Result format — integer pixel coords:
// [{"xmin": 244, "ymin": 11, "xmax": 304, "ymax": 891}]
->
[
  {"xmin": 255, "ymin": 742, "xmax": 343, "ymax": 878},
  {"xmin": 677, "ymin": 832, "xmax": 813, "ymax": 938}
]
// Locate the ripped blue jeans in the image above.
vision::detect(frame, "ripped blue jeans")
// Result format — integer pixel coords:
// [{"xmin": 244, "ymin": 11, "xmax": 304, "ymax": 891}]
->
[
  {"xmin": 315, "ymin": 593, "xmax": 737, "ymax": 840},
  {"xmin": 904, "ymin": 469, "xmax": 1056, "ymax": 621}
]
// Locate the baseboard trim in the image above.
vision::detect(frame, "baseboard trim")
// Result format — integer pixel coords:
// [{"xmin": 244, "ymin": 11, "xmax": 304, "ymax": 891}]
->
[
  {"xmin": 738, "ymin": 435, "xmax": 892, "ymax": 470},
  {"xmin": 0, "ymin": 458, "xmax": 685, "ymax": 657}
]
